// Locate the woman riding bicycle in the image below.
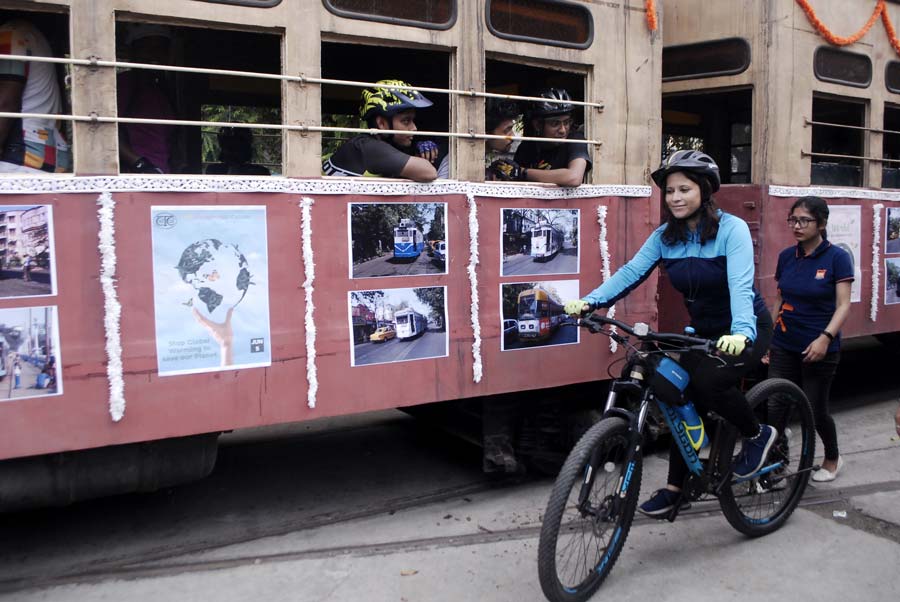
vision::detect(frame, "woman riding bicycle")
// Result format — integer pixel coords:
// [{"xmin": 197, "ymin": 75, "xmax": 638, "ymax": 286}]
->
[{"xmin": 564, "ymin": 149, "xmax": 776, "ymax": 517}]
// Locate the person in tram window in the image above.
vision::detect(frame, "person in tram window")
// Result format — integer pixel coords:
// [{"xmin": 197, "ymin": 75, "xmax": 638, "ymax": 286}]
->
[
  {"xmin": 205, "ymin": 127, "xmax": 270, "ymax": 176},
  {"xmin": 767, "ymin": 196, "xmax": 853, "ymax": 483},
  {"xmin": 483, "ymin": 98, "xmax": 522, "ymax": 181},
  {"xmin": 564, "ymin": 150, "xmax": 776, "ymax": 517},
  {"xmin": 117, "ymin": 23, "xmax": 177, "ymax": 174},
  {"xmin": 322, "ymin": 79, "xmax": 438, "ymax": 182},
  {"xmin": 0, "ymin": 18, "xmax": 72, "ymax": 174},
  {"xmin": 488, "ymin": 88, "xmax": 591, "ymax": 187}
]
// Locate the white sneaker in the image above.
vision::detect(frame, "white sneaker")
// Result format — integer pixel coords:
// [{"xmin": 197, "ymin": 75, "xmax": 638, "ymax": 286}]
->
[{"xmin": 812, "ymin": 456, "xmax": 844, "ymax": 482}]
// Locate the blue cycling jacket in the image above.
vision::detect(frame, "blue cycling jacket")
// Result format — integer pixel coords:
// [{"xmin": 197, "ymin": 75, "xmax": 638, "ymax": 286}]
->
[{"xmin": 582, "ymin": 212, "xmax": 766, "ymax": 341}]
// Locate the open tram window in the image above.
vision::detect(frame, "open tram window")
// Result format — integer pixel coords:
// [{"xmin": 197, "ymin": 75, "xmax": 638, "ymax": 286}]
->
[
  {"xmin": 115, "ymin": 21, "xmax": 281, "ymax": 175},
  {"xmin": 485, "ymin": 59, "xmax": 585, "ymax": 182},
  {"xmin": 810, "ymin": 96, "xmax": 866, "ymax": 187},
  {"xmin": 0, "ymin": 9, "xmax": 72, "ymax": 174},
  {"xmin": 661, "ymin": 89, "xmax": 752, "ymax": 185},
  {"xmin": 320, "ymin": 41, "xmax": 449, "ymax": 178},
  {"xmin": 883, "ymin": 104, "xmax": 900, "ymax": 188}
]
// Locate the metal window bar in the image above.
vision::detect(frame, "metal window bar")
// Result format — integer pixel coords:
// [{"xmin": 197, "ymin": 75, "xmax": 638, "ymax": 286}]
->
[
  {"xmin": 0, "ymin": 111, "xmax": 603, "ymax": 146},
  {"xmin": 801, "ymin": 150, "xmax": 900, "ymax": 165},
  {"xmin": 0, "ymin": 53, "xmax": 605, "ymax": 111},
  {"xmin": 803, "ymin": 118, "xmax": 900, "ymax": 136}
]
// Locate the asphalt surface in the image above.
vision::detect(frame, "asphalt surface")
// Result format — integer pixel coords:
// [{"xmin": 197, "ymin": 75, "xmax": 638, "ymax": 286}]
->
[
  {"xmin": 502, "ymin": 247, "xmax": 578, "ymax": 276},
  {"xmin": 502, "ymin": 322, "xmax": 578, "ymax": 350},
  {"xmin": 352, "ymin": 330, "xmax": 448, "ymax": 366},
  {"xmin": 353, "ymin": 252, "xmax": 445, "ymax": 278}
]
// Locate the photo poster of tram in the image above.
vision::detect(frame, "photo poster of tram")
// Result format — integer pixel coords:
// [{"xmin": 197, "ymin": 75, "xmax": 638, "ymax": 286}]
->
[
  {"xmin": 348, "ymin": 286, "xmax": 448, "ymax": 367},
  {"xmin": 885, "ymin": 206, "xmax": 900, "ymax": 255},
  {"xmin": 150, "ymin": 206, "xmax": 271, "ymax": 377},
  {"xmin": 500, "ymin": 208, "xmax": 579, "ymax": 277},
  {"xmin": 349, "ymin": 202, "xmax": 448, "ymax": 279},
  {"xmin": 885, "ymin": 258, "xmax": 900, "ymax": 305},
  {"xmin": 0, "ymin": 205, "xmax": 57, "ymax": 299},
  {"xmin": 0, "ymin": 305, "xmax": 62, "ymax": 402},
  {"xmin": 826, "ymin": 205, "xmax": 861, "ymax": 303},
  {"xmin": 500, "ymin": 279, "xmax": 579, "ymax": 351}
]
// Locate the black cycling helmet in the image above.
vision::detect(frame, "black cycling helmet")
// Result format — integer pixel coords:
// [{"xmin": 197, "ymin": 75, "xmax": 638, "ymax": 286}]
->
[
  {"xmin": 360, "ymin": 79, "xmax": 433, "ymax": 121},
  {"xmin": 529, "ymin": 88, "xmax": 574, "ymax": 118},
  {"xmin": 651, "ymin": 149, "xmax": 721, "ymax": 192}
]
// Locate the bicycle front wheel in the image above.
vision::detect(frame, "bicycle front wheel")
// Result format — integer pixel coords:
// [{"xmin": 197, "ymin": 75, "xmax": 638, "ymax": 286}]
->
[
  {"xmin": 537, "ymin": 417, "xmax": 641, "ymax": 602},
  {"xmin": 718, "ymin": 378, "xmax": 815, "ymax": 537}
]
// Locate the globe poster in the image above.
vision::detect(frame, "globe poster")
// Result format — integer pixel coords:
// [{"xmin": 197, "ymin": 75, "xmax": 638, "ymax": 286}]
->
[{"xmin": 151, "ymin": 206, "xmax": 271, "ymax": 376}]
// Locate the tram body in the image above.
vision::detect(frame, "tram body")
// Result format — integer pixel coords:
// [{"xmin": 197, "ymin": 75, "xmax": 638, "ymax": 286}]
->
[
  {"xmin": 393, "ymin": 219, "xmax": 424, "ymax": 260},
  {"xmin": 516, "ymin": 288, "xmax": 566, "ymax": 343},
  {"xmin": 530, "ymin": 224, "xmax": 564, "ymax": 261},
  {"xmin": 395, "ymin": 308, "xmax": 428, "ymax": 340}
]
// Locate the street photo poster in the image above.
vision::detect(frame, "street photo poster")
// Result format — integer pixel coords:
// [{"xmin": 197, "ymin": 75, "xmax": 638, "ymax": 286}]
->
[
  {"xmin": 885, "ymin": 206, "xmax": 900, "ymax": 255},
  {"xmin": 348, "ymin": 286, "xmax": 448, "ymax": 367},
  {"xmin": 886, "ymin": 258, "xmax": 900, "ymax": 306},
  {"xmin": 349, "ymin": 203, "xmax": 448, "ymax": 279},
  {"xmin": 151, "ymin": 206, "xmax": 271, "ymax": 376},
  {"xmin": 501, "ymin": 208, "xmax": 579, "ymax": 277},
  {"xmin": 500, "ymin": 279, "xmax": 580, "ymax": 351},
  {"xmin": 827, "ymin": 205, "xmax": 861, "ymax": 303},
  {"xmin": 0, "ymin": 305, "xmax": 62, "ymax": 402},
  {"xmin": 0, "ymin": 205, "xmax": 57, "ymax": 299}
]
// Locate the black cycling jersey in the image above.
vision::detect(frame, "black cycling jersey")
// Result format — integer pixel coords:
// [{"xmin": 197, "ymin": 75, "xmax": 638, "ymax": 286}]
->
[
  {"xmin": 514, "ymin": 131, "xmax": 592, "ymax": 174},
  {"xmin": 323, "ymin": 134, "xmax": 411, "ymax": 178}
]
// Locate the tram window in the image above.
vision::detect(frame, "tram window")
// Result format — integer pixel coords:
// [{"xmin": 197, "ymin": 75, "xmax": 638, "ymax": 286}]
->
[
  {"xmin": 661, "ymin": 89, "xmax": 752, "ymax": 184},
  {"xmin": 810, "ymin": 96, "xmax": 865, "ymax": 187},
  {"xmin": 201, "ymin": 106, "xmax": 281, "ymax": 176},
  {"xmin": 194, "ymin": 1, "xmax": 281, "ymax": 6},
  {"xmin": 882, "ymin": 105, "xmax": 900, "ymax": 188},
  {"xmin": 323, "ymin": 0, "xmax": 455, "ymax": 30},
  {"xmin": 115, "ymin": 22, "xmax": 281, "ymax": 175},
  {"xmin": 487, "ymin": 0, "xmax": 593, "ymax": 49},
  {"xmin": 662, "ymin": 38, "xmax": 750, "ymax": 82},
  {"xmin": 0, "ymin": 9, "xmax": 72, "ymax": 174},
  {"xmin": 887, "ymin": 62, "xmax": 900, "ymax": 94},
  {"xmin": 321, "ymin": 42, "xmax": 449, "ymax": 177},
  {"xmin": 813, "ymin": 47, "xmax": 871, "ymax": 88}
]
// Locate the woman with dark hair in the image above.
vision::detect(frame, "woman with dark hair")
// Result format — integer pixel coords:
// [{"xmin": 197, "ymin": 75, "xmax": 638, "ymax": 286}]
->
[
  {"xmin": 768, "ymin": 196, "xmax": 853, "ymax": 482},
  {"xmin": 564, "ymin": 149, "xmax": 775, "ymax": 517}
]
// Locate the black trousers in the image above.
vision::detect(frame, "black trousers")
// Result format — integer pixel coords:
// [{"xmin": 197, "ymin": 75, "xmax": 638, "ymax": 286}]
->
[
  {"xmin": 665, "ymin": 311, "xmax": 774, "ymax": 488},
  {"xmin": 767, "ymin": 345, "xmax": 841, "ymax": 461}
]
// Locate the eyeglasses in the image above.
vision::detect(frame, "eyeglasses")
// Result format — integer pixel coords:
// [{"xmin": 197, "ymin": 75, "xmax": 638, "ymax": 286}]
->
[
  {"xmin": 786, "ymin": 217, "xmax": 816, "ymax": 228},
  {"xmin": 545, "ymin": 118, "xmax": 574, "ymax": 129}
]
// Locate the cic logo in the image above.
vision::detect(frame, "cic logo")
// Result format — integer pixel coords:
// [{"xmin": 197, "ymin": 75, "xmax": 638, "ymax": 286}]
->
[{"xmin": 155, "ymin": 213, "xmax": 177, "ymax": 229}]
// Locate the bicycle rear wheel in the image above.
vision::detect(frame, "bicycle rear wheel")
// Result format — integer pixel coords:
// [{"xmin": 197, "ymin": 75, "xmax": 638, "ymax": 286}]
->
[
  {"xmin": 718, "ymin": 378, "xmax": 815, "ymax": 536},
  {"xmin": 537, "ymin": 417, "xmax": 641, "ymax": 602}
]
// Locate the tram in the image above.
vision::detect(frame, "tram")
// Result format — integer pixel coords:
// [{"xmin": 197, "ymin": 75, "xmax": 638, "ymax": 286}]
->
[
  {"xmin": 393, "ymin": 218, "xmax": 425, "ymax": 260},
  {"xmin": 516, "ymin": 287, "xmax": 566, "ymax": 343},
  {"xmin": 530, "ymin": 223, "xmax": 565, "ymax": 262},
  {"xmin": 394, "ymin": 308, "xmax": 428, "ymax": 340}
]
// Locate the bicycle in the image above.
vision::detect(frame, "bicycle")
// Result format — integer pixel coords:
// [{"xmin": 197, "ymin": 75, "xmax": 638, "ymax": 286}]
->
[{"xmin": 537, "ymin": 313, "xmax": 816, "ymax": 602}]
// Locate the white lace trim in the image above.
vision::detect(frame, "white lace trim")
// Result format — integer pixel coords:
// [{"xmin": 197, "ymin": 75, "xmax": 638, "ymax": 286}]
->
[
  {"xmin": 300, "ymin": 197, "xmax": 318, "ymax": 408},
  {"xmin": 769, "ymin": 185, "xmax": 900, "ymax": 203},
  {"xmin": 597, "ymin": 205, "xmax": 618, "ymax": 353},
  {"xmin": 467, "ymin": 192, "xmax": 483, "ymax": 383},
  {"xmin": 97, "ymin": 192, "xmax": 125, "ymax": 422},
  {"xmin": 872, "ymin": 204, "xmax": 883, "ymax": 322},
  {"xmin": 0, "ymin": 175, "xmax": 652, "ymax": 199}
]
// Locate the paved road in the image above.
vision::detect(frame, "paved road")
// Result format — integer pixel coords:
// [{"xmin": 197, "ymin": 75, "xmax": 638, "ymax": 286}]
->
[
  {"xmin": 2, "ymin": 338, "xmax": 899, "ymax": 601},
  {"xmin": 353, "ymin": 252, "xmax": 445, "ymax": 278},
  {"xmin": 502, "ymin": 247, "xmax": 577, "ymax": 276},
  {"xmin": 0, "ymin": 271, "xmax": 52, "ymax": 297},
  {"xmin": 502, "ymin": 321, "xmax": 578, "ymax": 350},
  {"xmin": 886, "ymin": 238, "xmax": 900, "ymax": 254},
  {"xmin": 353, "ymin": 330, "xmax": 447, "ymax": 365}
]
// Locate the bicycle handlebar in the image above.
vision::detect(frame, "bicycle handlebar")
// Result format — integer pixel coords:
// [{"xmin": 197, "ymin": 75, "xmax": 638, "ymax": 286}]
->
[{"xmin": 579, "ymin": 312, "xmax": 717, "ymax": 353}]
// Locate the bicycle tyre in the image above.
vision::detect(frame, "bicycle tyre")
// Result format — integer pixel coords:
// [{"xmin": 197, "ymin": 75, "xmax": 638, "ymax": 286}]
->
[
  {"xmin": 717, "ymin": 378, "xmax": 815, "ymax": 537},
  {"xmin": 537, "ymin": 417, "xmax": 641, "ymax": 602}
]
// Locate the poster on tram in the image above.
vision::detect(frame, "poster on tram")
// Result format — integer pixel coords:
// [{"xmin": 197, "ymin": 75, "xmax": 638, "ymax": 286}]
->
[
  {"xmin": 0, "ymin": 305, "xmax": 62, "ymax": 402},
  {"xmin": 150, "ymin": 206, "xmax": 272, "ymax": 376},
  {"xmin": 827, "ymin": 205, "xmax": 861, "ymax": 303},
  {"xmin": 0, "ymin": 205, "xmax": 57, "ymax": 299}
]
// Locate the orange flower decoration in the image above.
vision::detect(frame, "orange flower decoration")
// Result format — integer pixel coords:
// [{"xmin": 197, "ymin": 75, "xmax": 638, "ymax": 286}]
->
[
  {"xmin": 645, "ymin": 0, "xmax": 658, "ymax": 32},
  {"xmin": 795, "ymin": 0, "xmax": 900, "ymax": 55}
]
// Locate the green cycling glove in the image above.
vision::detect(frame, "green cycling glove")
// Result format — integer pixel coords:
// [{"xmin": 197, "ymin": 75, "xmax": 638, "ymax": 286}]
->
[{"xmin": 716, "ymin": 334, "xmax": 750, "ymax": 356}]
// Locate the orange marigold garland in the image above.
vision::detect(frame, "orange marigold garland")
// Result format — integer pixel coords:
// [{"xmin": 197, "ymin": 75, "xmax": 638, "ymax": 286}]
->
[
  {"xmin": 645, "ymin": 0, "xmax": 658, "ymax": 32},
  {"xmin": 882, "ymin": 3, "xmax": 900, "ymax": 55},
  {"xmin": 795, "ymin": 0, "xmax": 883, "ymax": 46}
]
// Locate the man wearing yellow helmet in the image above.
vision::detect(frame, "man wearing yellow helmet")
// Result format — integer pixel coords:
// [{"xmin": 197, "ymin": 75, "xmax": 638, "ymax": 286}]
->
[{"xmin": 323, "ymin": 79, "xmax": 438, "ymax": 182}]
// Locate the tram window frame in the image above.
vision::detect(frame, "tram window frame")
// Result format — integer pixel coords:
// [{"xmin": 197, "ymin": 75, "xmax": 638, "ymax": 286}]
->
[
  {"xmin": 322, "ymin": 0, "xmax": 457, "ymax": 31},
  {"xmin": 486, "ymin": 0, "xmax": 594, "ymax": 50},
  {"xmin": 810, "ymin": 95, "xmax": 867, "ymax": 188},
  {"xmin": 193, "ymin": 1, "xmax": 282, "ymax": 6},
  {"xmin": 813, "ymin": 46, "xmax": 872, "ymax": 89},
  {"xmin": 882, "ymin": 104, "xmax": 900, "ymax": 188},
  {"xmin": 662, "ymin": 38, "xmax": 751, "ymax": 83},
  {"xmin": 886, "ymin": 61, "xmax": 900, "ymax": 94}
]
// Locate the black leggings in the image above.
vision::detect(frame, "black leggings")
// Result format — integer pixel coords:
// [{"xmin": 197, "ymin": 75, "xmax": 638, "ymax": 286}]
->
[
  {"xmin": 767, "ymin": 345, "xmax": 840, "ymax": 461},
  {"xmin": 666, "ymin": 311, "xmax": 774, "ymax": 488}
]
